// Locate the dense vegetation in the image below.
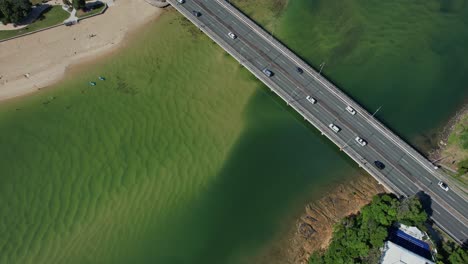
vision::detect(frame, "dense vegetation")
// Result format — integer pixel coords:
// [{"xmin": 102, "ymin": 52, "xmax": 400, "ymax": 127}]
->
[
  {"xmin": 309, "ymin": 194, "xmax": 467, "ymax": 264},
  {"xmin": 0, "ymin": 0, "xmax": 31, "ymax": 24},
  {"xmin": 0, "ymin": 5, "xmax": 69, "ymax": 40},
  {"xmin": 456, "ymin": 121, "xmax": 468, "ymax": 175},
  {"xmin": 72, "ymin": 0, "xmax": 85, "ymax": 10}
]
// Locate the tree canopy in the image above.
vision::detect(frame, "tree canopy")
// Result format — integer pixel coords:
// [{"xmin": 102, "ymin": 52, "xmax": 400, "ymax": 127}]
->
[
  {"xmin": 0, "ymin": 0, "xmax": 31, "ymax": 24},
  {"xmin": 309, "ymin": 194, "xmax": 428, "ymax": 264},
  {"xmin": 72, "ymin": 0, "xmax": 85, "ymax": 10}
]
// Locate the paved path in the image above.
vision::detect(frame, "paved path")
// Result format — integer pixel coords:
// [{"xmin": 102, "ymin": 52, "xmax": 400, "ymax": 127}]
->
[{"xmin": 168, "ymin": 0, "xmax": 468, "ymax": 244}]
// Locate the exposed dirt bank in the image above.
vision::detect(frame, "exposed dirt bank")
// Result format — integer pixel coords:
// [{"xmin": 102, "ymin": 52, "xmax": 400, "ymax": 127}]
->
[{"xmin": 254, "ymin": 174, "xmax": 386, "ymax": 264}]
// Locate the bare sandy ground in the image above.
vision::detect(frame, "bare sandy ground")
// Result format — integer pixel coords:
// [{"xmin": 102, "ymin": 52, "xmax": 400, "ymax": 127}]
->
[{"xmin": 0, "ymin": 0, "xmax": 162, "ymax": 102}]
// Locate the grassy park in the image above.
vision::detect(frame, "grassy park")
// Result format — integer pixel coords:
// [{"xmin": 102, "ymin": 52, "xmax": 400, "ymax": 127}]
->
[{"xmin": 0, "ymin": 5, "xmax": 69, "ymax": 41}]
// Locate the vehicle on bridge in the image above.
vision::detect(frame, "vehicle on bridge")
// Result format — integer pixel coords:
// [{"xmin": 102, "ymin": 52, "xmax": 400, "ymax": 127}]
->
[
  {"xmin": 329, "ymin": 123, "xmax": 341, "ymax": 133},
  {"xmin": 296, "ymin": 67, "xmax": 303, "ymax": 74},
  {"xmin": 177, "ymin": 0, "xmax": 185, "ymax": 4},
  {"xmin": 438, "ymin": 181, "xmax": 449, "ymax": 192},
  {"xmin": 374, "ymin": 160, "xmax": 385, "ymax": 170},
  {"xmin": 355, "ymin": 136, "xmax": 367, "ymax": 146},
  {"xmin": 306, "ymin": 95, "xmax": 316, "ymax": 104},
  {"xmin": 262, "ymin": 68, "xmax": 273, "ymax": 77},
  {"xmin": 228, "ymin": 32, "xmax": 237, "ymax": 39},
  {"xmin": 192, "ymin": 10, "xmax": 201, "ymax": 17},
  {"xmin": 346, "ymin": 105, "xmax": 356, "ymax": 115}
]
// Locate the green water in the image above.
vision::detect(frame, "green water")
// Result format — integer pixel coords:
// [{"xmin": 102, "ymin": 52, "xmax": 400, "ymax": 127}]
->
[
  {"xmin": 0, "ymin": 0, "xmax": 467, "ymax": 263},
  {"xmin": 273, "ymin": 0, "xmax": 468, "ymax": 141}
]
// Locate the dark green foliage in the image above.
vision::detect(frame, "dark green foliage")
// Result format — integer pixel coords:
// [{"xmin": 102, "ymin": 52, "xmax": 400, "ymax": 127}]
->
[
  {"xmin": 72, "ymin": 0, "xmax": 85, "ymax": 10},
  {"xmin": 460, "ymin": 126, "xmax": 468, "ymax": 150},
  {"xmin": 397, "ymin": 196, "xmax": 428, "ymax": 228},
  {"xmin": 448, "ymin": 246, "xmax": 468, "ymax": 263},
  {"xmin": 0, "ymin": 0, "xmax": 31, "ymax": 24},
  {"xmin": 437, "ymin": 240, "xmax": 468, "ymax": 264},
  {"xmin": 458, "ymin": 159, "xmax": 468, "ymax": 176},
  {"xmin": 309, "ymin": 195, "xmax": 428, "ymax": 264}
]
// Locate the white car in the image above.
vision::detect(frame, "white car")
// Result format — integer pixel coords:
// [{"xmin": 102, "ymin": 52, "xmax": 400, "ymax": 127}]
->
[
  {"xmin": 346, "ymin": 106, "xmax": 356, "ymax": 115},
  {"xmin": 329, "ymin": 123, "xmax": 341, "ymax": 133},
  {"xmin": 438, "ymin": 181, "xmax": 449, "ymax": 192},
  {"xmin": 306, "ymin": 95, "xmax": 316, "ymax": 104},
  {"xmin": 177, "ymin": 0, "xmax": 185, "ymax": 3},
  {"xmin": 228, "ymin": 32, "xmax": 237, "ymax": 39},
  {"xmin": 355, "ymin": 136, "xmax": 367, "ymax": 146}
]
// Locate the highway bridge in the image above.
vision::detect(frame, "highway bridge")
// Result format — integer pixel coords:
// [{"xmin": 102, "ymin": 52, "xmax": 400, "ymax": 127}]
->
[{"xmin": 167, "ymin": 0, "xmax": 468, "ymax": 244}]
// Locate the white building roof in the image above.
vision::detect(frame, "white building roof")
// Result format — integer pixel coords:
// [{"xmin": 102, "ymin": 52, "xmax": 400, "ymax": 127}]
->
[
  {"xmin": 398, "ymin": 224, "xmax": 425, "ymax": 240},
  {"xmin": 380, "ymin": 241, "xmax": 434, "ymax": 264}
]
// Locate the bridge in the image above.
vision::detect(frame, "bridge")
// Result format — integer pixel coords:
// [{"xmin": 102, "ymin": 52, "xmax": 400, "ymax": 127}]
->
[{"xmin": 167, "ymin": 0, "xmax": 468, "ymax": 244}]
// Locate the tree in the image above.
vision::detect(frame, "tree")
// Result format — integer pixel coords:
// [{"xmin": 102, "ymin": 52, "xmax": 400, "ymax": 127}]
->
[
  {"xmin": 457, "ymin": 158, "xmax": 468, "ymax": 176},
  {"xmin": 72, "ymin": 0, "xmax": 85, "ymax": 10},
  {"xmin": 308, "ymin": 195, "xmax": 431, "ymax": 264},
  {"xmin": 0, "ymin": 0, "xmax": 31, "ymax": 24},
  {"xmin": 448, "ymin": 246, "xmax": 468, "ymax": 264},
  {"xmin": 397, "ymin": 196, "xmax": 427, "ymax": 228}
]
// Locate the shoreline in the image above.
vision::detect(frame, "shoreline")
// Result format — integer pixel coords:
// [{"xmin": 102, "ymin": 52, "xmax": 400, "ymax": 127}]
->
[
  {"xmin": 258, "ymin": 104, "xmax": 468, "ymax": 264},
  {"xmin": 429, "ymin": 104, "xmax": 468, "ymax": 168},
  {"xmin": 254, "ymin": 174, "xmax": 386, "ymax": 264},
  {"xmin": 0, "ymin": 0, "xmax": 163, "ymax": 103}
]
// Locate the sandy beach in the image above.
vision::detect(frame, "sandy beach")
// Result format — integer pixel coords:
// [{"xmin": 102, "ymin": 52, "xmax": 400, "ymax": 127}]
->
[{"xmin": 0, "ymin": 0, "xmax": 162, "ymax": 102}]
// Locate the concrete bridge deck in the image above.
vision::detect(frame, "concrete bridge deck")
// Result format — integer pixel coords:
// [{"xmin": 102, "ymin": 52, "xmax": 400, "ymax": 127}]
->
[{"xmin": 167, "ymin": 0, "xmax": 468, "ymax": 244}]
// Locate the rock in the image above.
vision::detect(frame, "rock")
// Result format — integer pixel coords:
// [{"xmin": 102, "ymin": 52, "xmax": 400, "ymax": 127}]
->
[{"xmin": 298, "ymin": 222, "xmax": 315, "ymax": 239}]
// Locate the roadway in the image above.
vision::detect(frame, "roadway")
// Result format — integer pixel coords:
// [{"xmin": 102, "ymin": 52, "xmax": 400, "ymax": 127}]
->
[{"xmin": 168, "ymin": 0, "xmax": 468, "ymax": 244}]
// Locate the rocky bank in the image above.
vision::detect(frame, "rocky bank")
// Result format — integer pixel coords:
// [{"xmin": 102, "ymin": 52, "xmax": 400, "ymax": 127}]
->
[{"xmin": 254, "ymin": 174, "xmax": 386, "ymax": 264}]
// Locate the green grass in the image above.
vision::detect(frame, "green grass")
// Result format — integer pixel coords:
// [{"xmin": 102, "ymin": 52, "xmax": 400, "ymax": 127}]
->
[
  {"xmin": 0, "ymin": 6, "xmax": 69, "ymax": 40},
  {"xmin": 448, "ymin": 114, "xmax": 468, "ymax": 150},
  {"xmin": 77, "ymin": 3, "xmax": 106, "ymax": 18}
]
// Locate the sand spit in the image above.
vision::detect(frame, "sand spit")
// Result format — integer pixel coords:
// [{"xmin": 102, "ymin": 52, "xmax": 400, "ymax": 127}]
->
[{"xmin": 0, "ymin": 0, "xmax": 162, "ymax": 102}]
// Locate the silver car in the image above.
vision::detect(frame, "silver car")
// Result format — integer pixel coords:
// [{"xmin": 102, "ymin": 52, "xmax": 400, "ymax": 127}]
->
[
  {"xmin": 262, "ymin": 68, "xmax": 273, "ymax": 77},
  {"xmin": 329, "ymin": 123, "xmax": 341, "ymax": 133}
]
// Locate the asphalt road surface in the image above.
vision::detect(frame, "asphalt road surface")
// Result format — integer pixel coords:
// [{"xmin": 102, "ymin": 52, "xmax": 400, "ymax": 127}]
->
[{"xmin": 168, "ymin": 0, "xmax": 468, "ymax": 244}]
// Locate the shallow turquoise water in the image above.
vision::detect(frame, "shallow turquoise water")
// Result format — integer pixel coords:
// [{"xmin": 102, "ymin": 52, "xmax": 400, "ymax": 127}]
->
[{"xmin": 0, "ymin": 0, "xmax": 467, "ymax": 263}]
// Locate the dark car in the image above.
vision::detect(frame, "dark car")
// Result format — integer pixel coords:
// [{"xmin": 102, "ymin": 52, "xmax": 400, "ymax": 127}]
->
[
  {"xmin": 374, "ymin": 160, "xmax": 385, "ymax": 170},
  {"xmin": 296, "ymin": 67, "xmax": 303, "ymax": 74},
  {"xmin": 192, "ymin": 10, "xmax": 201, "ymax": 17}
]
